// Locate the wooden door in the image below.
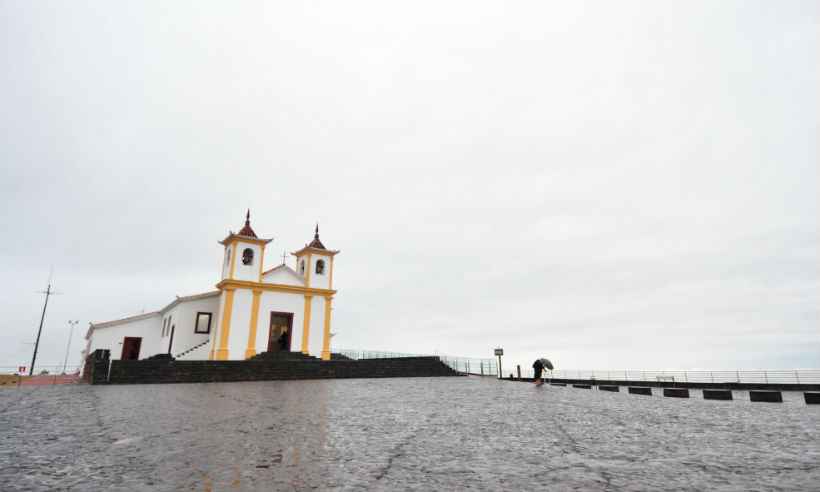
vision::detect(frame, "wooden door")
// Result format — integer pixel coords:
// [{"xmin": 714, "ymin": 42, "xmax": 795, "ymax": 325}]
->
[
  {"xmin": 267, "ymin": 312, "xmax": 294, "ymax": 352},
  {"xmin": 121, "ymin": 337, "xmax": 142, "ymax": 360}
]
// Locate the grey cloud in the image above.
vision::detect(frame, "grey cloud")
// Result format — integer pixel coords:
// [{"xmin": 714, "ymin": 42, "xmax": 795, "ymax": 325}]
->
[{"xmin": 1, "ymin": 1, "xmax": 816, "ymax": 372}]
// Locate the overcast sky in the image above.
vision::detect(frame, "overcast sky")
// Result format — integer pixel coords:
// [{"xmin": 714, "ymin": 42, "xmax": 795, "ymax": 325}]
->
[{"xmin": 1, "ymin": 1, "xmax": 817, "ymax": 372}]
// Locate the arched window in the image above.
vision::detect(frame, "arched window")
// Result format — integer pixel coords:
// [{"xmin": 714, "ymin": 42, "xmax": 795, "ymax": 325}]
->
[
  {"xmin": 299, "ymin": 259, "xmax": 306, "ymax": 274},
  {"xmin": 315, "ymin": 259, "xmax": 325, "ymax": 275},
  {"xmin": 242, "ymin": 248, "xmax": 254, "ymax": 265}
]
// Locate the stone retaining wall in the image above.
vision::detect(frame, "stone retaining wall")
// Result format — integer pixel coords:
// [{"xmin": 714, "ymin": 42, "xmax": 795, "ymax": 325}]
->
[{"xmin": 84, "ymin": 352, "xmax": 460, "ymax": 385}]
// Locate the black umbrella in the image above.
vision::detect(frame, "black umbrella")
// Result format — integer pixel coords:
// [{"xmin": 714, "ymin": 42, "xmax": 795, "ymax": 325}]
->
[{"xmin": 540, "ymin": 358, "xmax": 554, "ymax": 370}]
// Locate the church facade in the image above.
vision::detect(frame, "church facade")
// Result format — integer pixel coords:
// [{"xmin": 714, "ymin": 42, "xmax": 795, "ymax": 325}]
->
[{"xmin": 83, "ymin": 212, "xmax": 339, "ymax": 362}]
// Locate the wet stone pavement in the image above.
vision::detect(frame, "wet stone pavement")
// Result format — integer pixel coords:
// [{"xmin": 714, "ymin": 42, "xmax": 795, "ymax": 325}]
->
[{"xmin": 1, "ymin": 377, "xmax": 819, "ymax": 491}]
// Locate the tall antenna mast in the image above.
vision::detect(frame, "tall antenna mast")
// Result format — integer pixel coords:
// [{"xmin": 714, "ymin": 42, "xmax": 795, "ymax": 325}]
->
[{"xmin": 29, "ymin": 269, "xmax": 60, "ymax": 376}]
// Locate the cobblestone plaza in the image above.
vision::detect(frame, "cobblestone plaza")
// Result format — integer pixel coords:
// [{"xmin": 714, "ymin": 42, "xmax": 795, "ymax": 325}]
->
[{"xmin": 2, "ymin": 377, "xmax": 819, "ymax": 490}]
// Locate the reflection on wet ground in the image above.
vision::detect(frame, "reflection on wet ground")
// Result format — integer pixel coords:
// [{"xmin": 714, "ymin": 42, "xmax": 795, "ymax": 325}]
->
[{"xmin": 1, "ymin": 377, "xmax": 819, "ymax": 490}]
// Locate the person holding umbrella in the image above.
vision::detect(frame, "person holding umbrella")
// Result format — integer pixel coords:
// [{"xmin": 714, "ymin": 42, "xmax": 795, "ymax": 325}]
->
[{"xmin": 532, "ymin": 357, "xmax": 554, "ymax": 387}]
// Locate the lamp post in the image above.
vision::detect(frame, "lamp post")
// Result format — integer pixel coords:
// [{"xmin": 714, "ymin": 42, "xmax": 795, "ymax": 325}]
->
[{"xmin": 62, "ymin": 320, "xmax": 79, "ymax": 374}]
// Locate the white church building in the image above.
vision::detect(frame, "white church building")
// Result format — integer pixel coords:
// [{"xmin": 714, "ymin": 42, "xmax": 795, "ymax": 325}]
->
[{"xmin": 83, "ymin": 212, "xmax": 339, "ymax": 362}]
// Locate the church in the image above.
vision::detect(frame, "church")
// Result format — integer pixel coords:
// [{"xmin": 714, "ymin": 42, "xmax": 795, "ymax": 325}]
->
[{"xmin": 83, "ymin": 212, "xmax": 339, "ymax": 362}]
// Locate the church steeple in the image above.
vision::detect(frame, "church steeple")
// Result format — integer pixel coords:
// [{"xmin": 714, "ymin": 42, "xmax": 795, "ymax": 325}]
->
[
  {"xmin": 218, "ymin": 210, "xmax": 272, "ymax": 282},
  {"xmin": 291, "ymin": 223, "xmax": 339, "ymax": 290},
  {"xmin": 237, "ymin": 209, "xmax": 258, "ymax": 238},
  {"xmin": 308, "ymin": 223, "xmax": 326, "ymax": 249}
]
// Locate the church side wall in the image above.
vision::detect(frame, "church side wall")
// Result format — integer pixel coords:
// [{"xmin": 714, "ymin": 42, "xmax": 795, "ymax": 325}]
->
[
  {"xmin": 87, "ymin": 315, "xmax": 162, "ymax": 360},
  {"xmin": 254, "ymin": 291, "xmax": 305, "ymax": 355},
  {"xmin": 209, "ymin": 293, "xmax": 228, "ymax": 358},
  {"xmin": 164, "ymin": 296, "xmax": 220, "ymax": 359}
]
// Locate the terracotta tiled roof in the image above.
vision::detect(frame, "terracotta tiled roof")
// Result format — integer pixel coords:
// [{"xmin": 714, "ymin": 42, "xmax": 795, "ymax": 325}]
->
[
  {"xmin": 237, "ymin": 210, "xmax": 258, "ymax": 238},
  {"xmin": 308, "ymin": 224, "xmax": 326, "ymax": 249}
]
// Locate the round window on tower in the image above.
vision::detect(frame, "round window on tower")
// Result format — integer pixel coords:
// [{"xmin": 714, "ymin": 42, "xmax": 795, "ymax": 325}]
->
[{"xmin": 242, "ymin": 248, "xmax": 254, "ymax": 265}]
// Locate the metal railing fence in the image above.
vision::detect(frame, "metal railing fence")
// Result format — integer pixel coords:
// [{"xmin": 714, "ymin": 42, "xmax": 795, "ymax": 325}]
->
[
  {"xmin": 0, "ymin": 365, "xmax": 82, "ymax": 387},
  {"xmin": 336, "ymin": 349, "xmax": 497, "ymax": 376},
  {"xmin": 517, "ymin": 368, "xmax": 820, "ymax": 385},
  {"xmin": 1, "ymin": 365, "xmax": 82, "ymax": 376}
]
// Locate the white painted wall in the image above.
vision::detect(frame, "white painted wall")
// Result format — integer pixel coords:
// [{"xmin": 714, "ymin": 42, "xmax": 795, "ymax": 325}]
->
[
  {"xmin": 223, "ymin": 289, "xmax": 252, "ymax": 360},
  {"xmin": 221, "ymin": 245, "xmax": 232, "ymax": 280},
  {"xmin": 308, "ymin": 295, "xmax": 332, "ymax": 357},
  {"xmin": 254, "ymin": 290, "xmax": 303, "ymax": 355},
  {"xmin": 87, "ymin": 314, "xmax": 162, "ymax": 360},
  {"xmin": 261, "ymin": 266, "xmax": 304, "ymax": 286},
  {"xmin": 208, "ymin": 292, "xmax": 228, "ymax": 358},
  {"xmin": 306, "ymin": 253, "xmax": 333, "ymax": 290},
  {"xmin": 232, "ymin": 241, "xmax": 264, "ymax": 282},
  {"xmin": 159, "ymin": 295, "xmax": 219, "ymax": 359},
  {"xmin": 225, "ymin": 288, "xmax": 253, "ymax": 359}
]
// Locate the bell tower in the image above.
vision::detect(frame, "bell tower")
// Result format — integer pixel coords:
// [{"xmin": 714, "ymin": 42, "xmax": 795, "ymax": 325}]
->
[
  {"xmin": 292, "ymin": 224, "xmax": 340, "ymax": 360},
  {"xmin": 292, "ymin": 224, "xmax": 339, "ymax": 290},
  {"xmin": 218, "ymin": 210, "xmax": 272, "ymax": 282}
]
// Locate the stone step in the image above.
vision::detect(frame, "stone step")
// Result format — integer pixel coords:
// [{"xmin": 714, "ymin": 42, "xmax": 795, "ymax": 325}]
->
[{"xmin": 249, "ymin": 351, "xmax": 319, "ymax": 361}]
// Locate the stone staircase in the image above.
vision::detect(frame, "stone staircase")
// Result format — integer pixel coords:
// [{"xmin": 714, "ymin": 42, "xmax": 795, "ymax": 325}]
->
[{"xmin": 248, "ymin": 351, "xmax": 319, "ymax": 362}]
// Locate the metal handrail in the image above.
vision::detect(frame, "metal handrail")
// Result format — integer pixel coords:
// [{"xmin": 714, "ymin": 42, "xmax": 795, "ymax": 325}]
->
[
  {"xmin": 174, "ymin": 338, "xmax": 210, "ymax": 359},
  {"xmin": 336, "ymin": 349, "xmax": 498, "ymax": 376},
  {"xmin": 521, "ymin": 368, "xmax": 820, "ymax": 384},
  {"xmin": 1, "ymin": 365, "xmax": 81, "ymax": 376}
]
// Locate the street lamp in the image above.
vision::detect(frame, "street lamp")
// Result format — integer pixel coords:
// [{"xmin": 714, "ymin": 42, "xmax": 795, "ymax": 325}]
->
[{"xmin": 62, "ymin": 320, "xmax": 79, "ymax": 374}]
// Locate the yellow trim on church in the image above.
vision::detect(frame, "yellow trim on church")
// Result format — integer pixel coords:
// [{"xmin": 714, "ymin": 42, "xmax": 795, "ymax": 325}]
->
[
  {"xmin": 215, "ymin": 279, "xmax": 336, "ymax": 297},
  {"xmin": 257, "ymin": 246, "xmax": 265, "ymax": 281},
  {"xmin": 215, "ymin": 288, "xmax": 235, "ymax": 360},
  {"xmin": 220, "ymin": 236, "xmax": 273, "ymax": 247},
  {"xmin": 321, "ymin": 296, "xmax": 333, "ymax": 360},
  {"xmin": 305, "ymin": 253, "xmax": 313, "ymax": 288},
  {"xmin": 245, "ymin": 290, "xmax": 262, "ymax": 359},
  {"xmin": 301, "ymin": 295, "xmax": 313, "ymax": 355},
  {"xmin": 292, "ymin": 246, "xmax": 340, "ymax": 257},
  {"xmin": 329, "ymin": 256, "xmax": 335, "ymax": 289},
  {"xmin": 229, "ymin": 243, "xmax": 238, "ymax": 280}
]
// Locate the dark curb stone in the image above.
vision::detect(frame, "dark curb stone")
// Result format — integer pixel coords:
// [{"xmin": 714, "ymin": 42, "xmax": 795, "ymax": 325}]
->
[
  {"xmin": 598, "ymin": 385, "xmax": 619, "ymax": 392},
  {"xmin": 703, "ymin": 389, "xmax": 733, "ymax": 401},
  {"xmin": 749, "ymin": 391, "xmax": 782, "ymax": 403},
  {"xmin": 804, "ymin": 393, "xmax": 820, "ymax": 404},
  {"xmin": 573, "ymin": 384, "xmax": 591, "ymax": 389},
  {"xmin": 550, "ymin": 383, "xmax": 567, "ymax": 386},
  {"xmin": 511, "ymin": 377, "xmax": 820, "ymax": 392},
  {"xmin": 629, "ymin": 387, "xmax": 652, "ymax": 396},
  {"xmin": 663, "ymin": 388, "xmax": 690, "ymax": 398}
]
